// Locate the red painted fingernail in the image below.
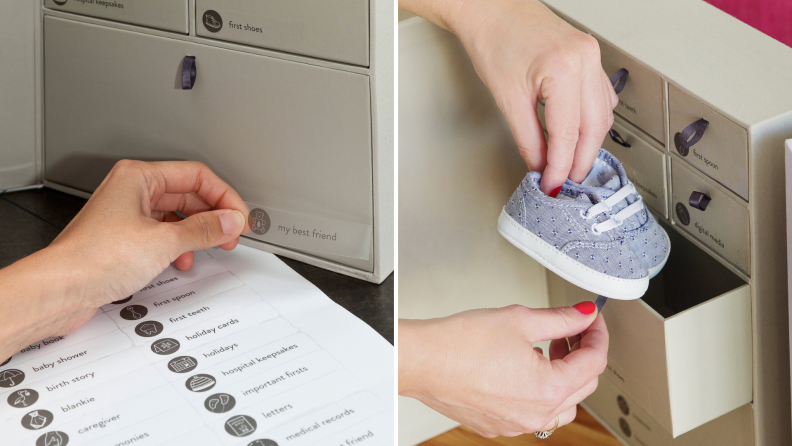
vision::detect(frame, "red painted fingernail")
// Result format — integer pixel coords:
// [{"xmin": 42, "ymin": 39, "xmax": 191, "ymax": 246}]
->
[
  {"xmin": 573, "ymin": 301, "xmax": 596, "ymax": 315},
  {"xmin": 548, "ymin": 186, "xmax": 562, "ymax": 198}
]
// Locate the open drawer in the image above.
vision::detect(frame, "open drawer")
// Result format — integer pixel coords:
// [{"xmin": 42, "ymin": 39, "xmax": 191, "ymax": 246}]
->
[
  {"xmin": 43, "ymin": 16, "xmax": 374, "ymax": 271},
  {"xmin": 548, "ymin": 220, "xmax": 752, "ymax": 437}
]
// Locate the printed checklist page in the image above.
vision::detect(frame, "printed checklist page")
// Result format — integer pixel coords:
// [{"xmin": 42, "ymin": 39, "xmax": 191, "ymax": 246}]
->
[{"xmin": 0, "ymin": 246, "xmax": 393, "ymax": 446}]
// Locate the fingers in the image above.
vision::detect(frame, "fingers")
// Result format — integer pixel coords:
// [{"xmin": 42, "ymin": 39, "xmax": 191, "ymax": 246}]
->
[
  {"xmin": 166, "ymin": 209, "xmax": 246, "ymax": 256},
  {"xmin": 502, "ymin": 95, "xmax": 548, "ymax": 173},
  {"xmin": 173, "ymin": 251, "xmax": 195, "ymax": 271},
  {"xmin": 521, "ymin": 303, "xmax": 599, "ymax": 343},
  {"xmin": 541, "ymin": 70, "xmax": 581, "ymax": 194},
  {"xmin": 147, "ymin": 161, "xmax": 247, "ymax": 214},
  {"xmin": 540, "ymin": 405, "xmax": 578, "ymax": 432},
  {"xmin": 550, "ymin": 314, "xmax": 609, "ymax": 391},
  {"xmin": 603, "ymin": 69, "xmax": 619, "ymax": 110},
  {"xmin": 556, "ymin": 375, "xmax": 599, "ymax": 415},
  {"xmin": 569, "ymin": 65, "xmax": 611, "ymax": 183},
  {"xmin": 153, "ymin": 192, "xmax": 213, "ymax": 216},
  {"xmin": 549, "ymin": 338, "xmax": 570, "ymax": 361}
]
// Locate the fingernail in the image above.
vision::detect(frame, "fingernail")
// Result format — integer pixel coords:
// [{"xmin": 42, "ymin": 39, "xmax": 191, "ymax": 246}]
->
[
  {"xmin": 573, "ymin": 301, "xmax": 596, "ymax": 315},
  {"xmin": 220, "ymin": 211, "xmax": 245, "ymax": 235},
  {"xmin": 548, "ymin": 186, "xmax": 562, "ymax": 198},
  {"xmin": 595, "ymin": 295, "xmax": 608, "ymax": 314}
]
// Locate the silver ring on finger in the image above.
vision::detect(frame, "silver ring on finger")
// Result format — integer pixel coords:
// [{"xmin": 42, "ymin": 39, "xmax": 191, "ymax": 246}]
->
[{"xmin": 535, "ymin": 416, "xmax": 559, "ymax": 439}]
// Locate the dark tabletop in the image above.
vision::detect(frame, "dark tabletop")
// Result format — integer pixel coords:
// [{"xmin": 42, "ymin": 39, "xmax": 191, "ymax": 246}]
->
[{"xmin": 0, "ymin": 187, "xmax": 393, "ymax": 344}]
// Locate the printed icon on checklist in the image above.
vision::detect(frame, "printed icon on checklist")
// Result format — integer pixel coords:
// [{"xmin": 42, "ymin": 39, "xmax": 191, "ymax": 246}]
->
[
  {"xmin": 168, "ymin": 356, "xmax": 198, "ymax": 373},
  {"xmin": 247, "ymin": 440, "xmax": 278, "ymax": 446},
  {"xmin": 111, "ymin": 296, "xmax": 133, "ymax": 305},
  {"xmin": 120, "ymin": 305, "xmax": 148, "ymax": 321},
  {"xmin": 248, "ymin": 208, "xmax": 271, "ymax": 235},
  {"xmin": 204, "ymin": 393, "xmax": 236, "ymax": 413},
  {"xmin": 134, "ymin": 321, "xmax": 163, "ymax": 337},
  {"xmin": 151, "ymin": 338, "xmax": 181, "ymax": 356},
  {"xmin": 186, "ymin": 374, "xmax": 216, "ymax": 392},
  {"xmin": 8, "ymin": 388, "xmax": 38, "ymax": 408},
  {"xmin": 1, "ymin": 357, "xmax": 10, "ymax": 366},
  {"xmin": 0, "ymin": 369, "xmax": 25, "ymax": 388},
  {"xmin": 225, "ymin": 414, "xmax": 257, "ymax": 437},
  {"xmin": 36, "ymin": 431, "xmax": 69, "ymax": 446},
  {"xmin": 203, "ymin": 10, "xmax": 223, "ymax": 32},
  {"xmin": 22, "ymin": 409, "xmax": 53, "ymax": 430}
]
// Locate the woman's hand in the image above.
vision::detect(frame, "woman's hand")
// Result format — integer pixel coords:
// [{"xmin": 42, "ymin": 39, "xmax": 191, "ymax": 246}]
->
[
  {"xmin": 400, "ymin": 0, "xmax": 618, "ymax": 195},
  {"xmin": 399, "ymin": 303, "xmax": 608, "ymax": 437},
  {"xmin": 0, "ymin": 160, "xmax": 248, "ymax": 361}
]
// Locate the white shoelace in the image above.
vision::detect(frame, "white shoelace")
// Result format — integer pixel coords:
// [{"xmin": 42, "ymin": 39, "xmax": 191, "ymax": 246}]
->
[{"xmin": 578, "ymin": 183, "xmax": 644, "ymax": 235}]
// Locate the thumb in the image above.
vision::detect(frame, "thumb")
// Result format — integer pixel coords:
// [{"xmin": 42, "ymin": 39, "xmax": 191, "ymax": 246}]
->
[
  {"xmin": 168, "ymin": 209, "xmax": 246, "ymax": 254},
  {"xmin": 525, "ymin": 301, "xmax": 601, "ymax": 342}
]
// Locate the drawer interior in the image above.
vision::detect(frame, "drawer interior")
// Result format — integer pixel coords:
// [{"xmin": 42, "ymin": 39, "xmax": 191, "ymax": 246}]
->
[{"xmin": 643, "ymin": 219, "xmax": 746, "ymax": 318}]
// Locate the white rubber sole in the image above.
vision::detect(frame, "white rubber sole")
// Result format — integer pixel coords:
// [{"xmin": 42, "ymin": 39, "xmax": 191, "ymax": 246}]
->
[{"xmin": 497, "ymin": 209, "xmax": 648, "ymax": 300}]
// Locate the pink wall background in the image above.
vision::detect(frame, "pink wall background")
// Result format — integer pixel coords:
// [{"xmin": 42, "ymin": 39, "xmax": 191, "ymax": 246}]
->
[{"xmin": 705, "ymin": 0, "xmax": 792, "ymax": 47}]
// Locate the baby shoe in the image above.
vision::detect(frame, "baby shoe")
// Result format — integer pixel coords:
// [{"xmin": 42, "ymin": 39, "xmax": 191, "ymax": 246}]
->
[
  {"xmin": 498, "ymin": 153, "xmax": 652, "ymax": 299},
  {"xmin": 564, "ymin": 149, "xmax": 670, "ymax": 279}
]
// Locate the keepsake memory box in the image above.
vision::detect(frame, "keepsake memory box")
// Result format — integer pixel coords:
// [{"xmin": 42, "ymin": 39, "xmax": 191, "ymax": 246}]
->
[
  {"xmin": 540, "ymin": 0, "xmax": 792, "ymax": 444},
  {"xmin": 0, "ymin": 1, "xmax": 393, "ymax": 283}
]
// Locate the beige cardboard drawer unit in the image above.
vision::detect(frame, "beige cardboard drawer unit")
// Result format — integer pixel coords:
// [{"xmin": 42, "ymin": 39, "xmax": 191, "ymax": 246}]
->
[
  {"xmin": 599, "ymin": 40, "xmax": 666, "ymax": 145},
  {"xmin": 541, "ymin": 0, "xmax": 792, "ymax": 444},
  {"xmin": 196, "ymin": 0, "xmax": 370, "ymax": 66},
  {"xmin": 669, "ymin": 84, "xmax": 749, "ymax": 200},
  {"xmin": 44, "ymin": 0, "xmax": 189, "ymax": 33},
  {"xmin": 670, "ymin": 159, "xmax": 751, "ymax": 274},
  {"xmin": 550, "ymin": 223, "xmax": 752, "ymax": 438},
  {"xmin": 599, "ymin": 116, "xmax": 668, "ymax": 219},
  {"xmin": 0, "ymin": 1, "xmax": 393, "ymax": 283}
]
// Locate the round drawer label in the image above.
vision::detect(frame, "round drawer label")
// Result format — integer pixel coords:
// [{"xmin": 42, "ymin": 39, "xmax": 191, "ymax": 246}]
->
[
  {"xmin": 617, "ymin": 395, "xmax": 630, "ymax": 416},
  {"xmin": 203, "ymin": 10, "xmax": 223, "ymax": 33},
  {"xmin": 619, "ymin": 418, "xmax": 632, "ymax": 438},
  {"xmin": 676, "ymin": 202, "xmax": 690, "ymax": 226}
]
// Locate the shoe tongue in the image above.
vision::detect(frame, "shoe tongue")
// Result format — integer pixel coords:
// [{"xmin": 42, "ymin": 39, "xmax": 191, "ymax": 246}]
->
[{"xmin": 578, "ymin": 155, "xmax": 627, "ymax": 201}]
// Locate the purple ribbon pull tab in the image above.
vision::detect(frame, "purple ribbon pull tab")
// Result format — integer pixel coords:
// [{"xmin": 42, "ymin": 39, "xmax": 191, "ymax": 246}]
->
[
  {"xmin": 608, "ymin": 129, "xmax": 631, "ymax": 148},
  {"xmin": 182, "ymin": 56, "xmax": 197, "ymax": 90},
  {"xmin": 688, "ymin": 191, "xmax": 711, "ymax": 211},
  {"xmin": 674, "ymin": 118, "xmax": 709, "ymax": 156},
  {"xmin": 609, "ymin": 68, "xmax": 629, "ymax": 94}
]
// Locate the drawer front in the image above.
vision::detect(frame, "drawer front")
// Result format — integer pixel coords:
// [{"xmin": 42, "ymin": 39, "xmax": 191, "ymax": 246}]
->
[
  {"xmin": 548, "ymin": 221, "xmax": 752, "ymax": 437},
  {"xmin": 44, "ymin": 0, "xmax": 188, "ymax": 33},
  {"xmin": 599, "ymin": 40, "xmax": 665, "ymax": 144},
  {"xmin": 196, "ymin": 0, "xmax": 369, "ymax": 66},
  {"xmin": 671, "ymin": 159, "xmax": 750, "ymax": 273},
  {"xmin": 602, "ymin": 118, "xmax": 668, "ymax": 218},
  {"xmin": 668, "ymin": 84, "xmax": 749, "ymax": 200},
  {"xmin": 585, "ymin": 377, "xmax": 755, "ymax": 446},
  {"xmin": 44, "ymin": 16, "xmax": 374, "ymax": 271}
]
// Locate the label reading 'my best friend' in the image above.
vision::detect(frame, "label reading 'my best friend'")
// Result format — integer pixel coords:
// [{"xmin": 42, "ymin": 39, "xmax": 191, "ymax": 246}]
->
[{"xmin": 243, "ymin": 203, "xmax": 372, "ymax": 260}]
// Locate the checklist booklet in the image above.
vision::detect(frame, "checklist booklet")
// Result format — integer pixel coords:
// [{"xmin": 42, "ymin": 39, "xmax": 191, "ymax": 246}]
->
[{"xmin": 0, "ymin": 246, "xmax": 393, "ymax": 446}]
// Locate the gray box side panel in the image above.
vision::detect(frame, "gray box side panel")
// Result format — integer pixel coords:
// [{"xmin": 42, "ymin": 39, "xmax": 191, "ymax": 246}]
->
[
  {"xmin": 369, "ymin": 0, "xmax": 394, "ymax": 281},
  {"xmin": 0, "ymin": 2, "xmax": 38, "ymax": 190}
]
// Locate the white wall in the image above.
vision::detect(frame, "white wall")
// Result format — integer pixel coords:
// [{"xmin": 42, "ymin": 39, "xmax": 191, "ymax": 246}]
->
[{"xmin": 398, "ymin": 17, "xmax": 551, "ymax": 445}]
